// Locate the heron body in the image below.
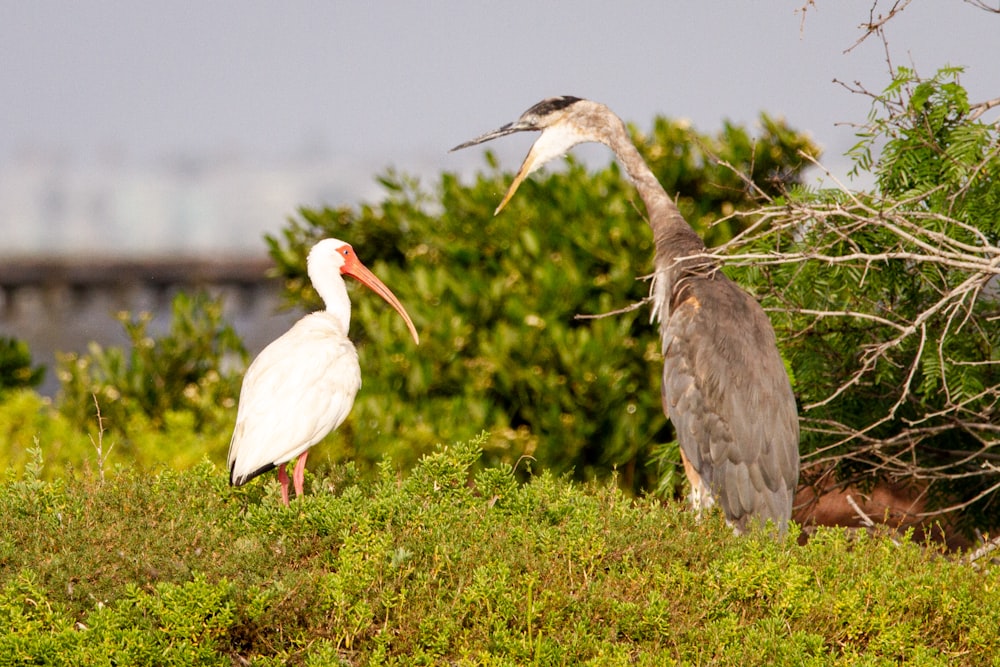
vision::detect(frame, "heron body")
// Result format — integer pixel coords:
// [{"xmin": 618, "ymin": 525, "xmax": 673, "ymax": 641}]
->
[
  {"xmin": 228, "ymin": 238, "xmax": 419, "ymax": 505},
  {"xmin": 452, "ymin": 96, "xmax": 799, "ymax": 533}
]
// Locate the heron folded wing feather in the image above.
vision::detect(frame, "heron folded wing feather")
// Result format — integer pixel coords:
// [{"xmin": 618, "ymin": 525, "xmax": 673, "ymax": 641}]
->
[
  {"xmin": 661, "ymin": 275, "xmax": 798, "ymax": 531},
  {"xmin": 662, "ymin": 300, "xmax": 707, "ymax": 477}
]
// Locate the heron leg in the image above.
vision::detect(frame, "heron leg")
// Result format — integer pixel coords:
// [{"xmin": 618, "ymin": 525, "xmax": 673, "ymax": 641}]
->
[
  {"xmin": 277, "ymin": 464, "xmax": 291, "ymax": 506},
  {"xmin": 292, "ymin": 450, "xmax": 310, "ymax": 500},
  {"xmin": 679, "ymin": 448, "xmax": 713, "ymax": 518}
]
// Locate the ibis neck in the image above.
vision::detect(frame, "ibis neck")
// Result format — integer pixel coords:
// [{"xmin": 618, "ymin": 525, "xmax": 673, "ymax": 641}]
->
[{"xmin": 313, "ymin": 272, "xmax": 352, "ymax": 333}]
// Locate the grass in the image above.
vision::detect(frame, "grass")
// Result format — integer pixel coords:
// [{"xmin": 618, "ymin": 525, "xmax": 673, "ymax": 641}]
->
[{"xmin": 1, "ymin": 434, "xmax": 998, "ymax": 665}]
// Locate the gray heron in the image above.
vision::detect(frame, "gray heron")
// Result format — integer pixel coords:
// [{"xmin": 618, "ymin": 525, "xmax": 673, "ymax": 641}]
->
[{"xmin": 452, "ymin": 96, "xmax": 799, "ymax": 533}]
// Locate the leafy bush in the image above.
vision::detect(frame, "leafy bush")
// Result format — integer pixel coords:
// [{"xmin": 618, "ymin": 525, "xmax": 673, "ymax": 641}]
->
[
  {"xmin": 266, "ymin": 114, "xmax": 817, "ymax": 493},
  {"xmin": 0, "ymin": 571, "xmax": 236, "ymax": 666},
  {"xmin": 55, "ymin": 291, "xmax": 247, "ymax": 464},
  {"xmin": 0, "ymin": 392, "xmax": 89, "ymax": 480},
  {"xmin": 722, "ymin": 67, "xmax": 1000, "ymax": 530},
  {"xmin": 0, "ymin": 438, "xmax": 997, "ymax": 665},
  {"xmin": 0, "ymin": 336, "xmax": 44, "ymax": 392}
]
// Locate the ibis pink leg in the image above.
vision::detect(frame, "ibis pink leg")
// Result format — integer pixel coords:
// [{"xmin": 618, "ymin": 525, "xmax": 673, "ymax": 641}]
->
[
  {"xmin": 292, "ymin": 450, "xmax": 310, "ymax": 500},
  {"xmin": 277, "ymin": 464, "xmax": 291, "ymax": 506}
]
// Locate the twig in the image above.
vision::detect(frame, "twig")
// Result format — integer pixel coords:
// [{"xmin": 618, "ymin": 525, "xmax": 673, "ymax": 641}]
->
[
  {"xmin": 575, "ymin": 297, "xmax": 652, "ymax": 321},
  {"xmin": 796, "ymin": 1, "xmax": 818, "ymax": 37},
  {"xmin": 90, "ymin": 395, "xmax": 114, "ymax": 484},
  {"xmin": 846, "ymin": 494, "xmax": 902, "ymax": 545},
  {"xmin": 966, "ymin": 534, "xmax": 1000, "ymax": 565},
  {"xmin": 917, "ymin": 478, "xmax": 1000, "ymax": 518},
  {"xmin": 844, "ymin": 0, "xmax": 912, "ymax": 54},
  {"xmin": 962, "ymin": 0, "xmax": 1000, "ymax": 13},
  {"xmin": 846, "ymin": 494, "xmax": 876, "ymax": 528}
]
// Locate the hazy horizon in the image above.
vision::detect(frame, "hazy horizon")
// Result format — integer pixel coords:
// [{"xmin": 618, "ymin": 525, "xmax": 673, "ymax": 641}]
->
[{"xmin": 2, "ymin": 2, "xmax": 998, "ymax": 256}]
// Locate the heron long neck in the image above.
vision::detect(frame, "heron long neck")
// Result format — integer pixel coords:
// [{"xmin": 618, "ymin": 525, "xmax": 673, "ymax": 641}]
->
[{"xmin": 602, "ymin": 115, "xmax": 706, "ymax": 265}]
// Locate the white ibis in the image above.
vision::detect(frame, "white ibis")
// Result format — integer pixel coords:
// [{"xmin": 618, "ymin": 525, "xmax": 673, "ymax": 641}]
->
[
  {"xmin": 228, "ymin": 238, "xmax": 419, "ymax": 505},
  {"xmin": 452, "ymin": 97, "xmax": 799, "ymax": 533}
]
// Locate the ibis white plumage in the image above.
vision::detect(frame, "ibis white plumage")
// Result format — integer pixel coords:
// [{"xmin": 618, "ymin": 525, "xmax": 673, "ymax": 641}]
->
[{"xmin": 228, "ymin": 238, "xmax": 419, "ymax": 505}]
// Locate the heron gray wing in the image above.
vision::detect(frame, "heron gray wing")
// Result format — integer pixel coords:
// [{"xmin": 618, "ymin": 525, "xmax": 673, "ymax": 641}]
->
[{"xmin": 661, "ymin": 276, "xmax": 799, "ymax": 531}]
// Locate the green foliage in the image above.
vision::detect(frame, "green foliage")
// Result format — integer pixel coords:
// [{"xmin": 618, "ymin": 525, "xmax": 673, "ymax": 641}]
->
[
  {"xmin": 266, "ymin": 114, "xmax": 818, "ymax": 493},
  {"xmin": 733, "ymin": 67, "xmax": 1000, "ymax": 529},
  {"xmin": 842, "ymin": 67, "xmax": 1000, "ymax": 244},
  {"xmin": 0, "ymin": 391, "xmax": 89, "ymax": 480},
  {"xmin": 0, "ymin": 388, "xmax": 233, "ymax": 480},
  {"xmin": 0, "ymin": 571, "xmax": 235, "ymax": 666},
  {"xmin": 0, "ymin": 438, "xmax": 998, "ymax": 665},
  {"xmin": 55, "ymin": 291, "xmax": 247, "ymax": 465},
  {"xmin": 0, "ymin": 336, "xmax": 44, "ymax": 392}
]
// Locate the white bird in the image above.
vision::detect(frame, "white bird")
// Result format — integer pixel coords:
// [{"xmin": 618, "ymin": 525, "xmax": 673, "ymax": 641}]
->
[{"xmin": 228, "ymin": 238, "xmax": 419, "ymax": 505}]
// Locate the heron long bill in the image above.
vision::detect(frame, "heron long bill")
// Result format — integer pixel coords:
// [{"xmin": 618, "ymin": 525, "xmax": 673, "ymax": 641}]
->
[
  {"xmin": 493, "ymin": 156, "xmax": 536, "ymax": 215},
  {"xmin": 340, "ymin": 250, "xmax": 420, "ymax": 345},
  {"xmin": 452, "ymin": 113, "xmax": 588, "ymax": 215},
  {"xmin": 451, "ymin": 120, "xmax": 538, "ymax": 215}
]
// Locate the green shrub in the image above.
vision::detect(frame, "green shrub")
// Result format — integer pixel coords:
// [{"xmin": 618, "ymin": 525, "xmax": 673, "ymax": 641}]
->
[
  {"xmin": 0, "ymin": 391, "xmax": 89, "ymax": 480},
  {"xmin": 0, "ymin": 437, "xmax": 997, "ymax": 665},
  {"xmin": 724, "ymin": 67, "xmax": 1000, "ymax": 530},
  {"xmin": 0, "ymin": 336, "xmax": 44, "ymax": 392},
  {"xmin": 0, "ymin": 570, "xmax": 236, "ymax": 666},
  {"xmin": 55, "ymin": 291, "xmax": 246, "ymax": 465}
]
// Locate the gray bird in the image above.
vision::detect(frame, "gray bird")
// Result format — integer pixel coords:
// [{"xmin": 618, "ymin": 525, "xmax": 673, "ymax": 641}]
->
[{"xmin": 452, "ymin": 96, "xmax": 799, "ymax": 533}]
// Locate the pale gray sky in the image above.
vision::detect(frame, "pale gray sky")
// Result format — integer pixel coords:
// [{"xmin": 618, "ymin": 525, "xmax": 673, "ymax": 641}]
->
[{"xmin": 1, "ymin": 1, "xmax": 998, "ymax": 254}]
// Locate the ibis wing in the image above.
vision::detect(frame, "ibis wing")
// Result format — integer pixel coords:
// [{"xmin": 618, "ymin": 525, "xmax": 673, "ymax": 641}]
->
[{"xmin": 228, "ymin": 315, "xmax": 362, "ymax": 486}]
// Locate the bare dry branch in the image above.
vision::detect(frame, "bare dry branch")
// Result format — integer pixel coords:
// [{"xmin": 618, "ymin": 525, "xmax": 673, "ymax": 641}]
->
[
  {"xmin": 844, "ymin": 0, "xmax": 912, "ymax": 53},
  {"xmin": 967, "ymin": 534, "xmax": 1000, "ymax": 565},
  {"xmin": 796, "ymin": 1, "xmax": 818, "ymax": 38},
  {"xmin": 846, "ymin": 494, "xmax": 905, "ymax": 545},
  {"xmin": 574, "ymin": 296, "xmax": 652, "ymax": 321},
  {"xmin": 701, "ymin": 134, "xmax": 1000, "ymax": 518},
  {"xmin": 918, "ymin": 476, "xmax": 1000, "ymax": 517},
  {"xmin": 846, "ymin": 494, "xmax": 877, "ymax": 528},
  {"xmin": 963, "ymin": 0, "xmax": 1000, "ymax": 13}
]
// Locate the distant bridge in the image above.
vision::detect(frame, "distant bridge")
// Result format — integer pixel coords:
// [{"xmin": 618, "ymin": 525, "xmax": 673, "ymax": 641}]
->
[
  {"xmin": 0, "ymin": 255, "xmax": 276, "ymax": 288},
  {"xmin": 0, "ymin": 256, "xmax": 299, "ymax": 396}
]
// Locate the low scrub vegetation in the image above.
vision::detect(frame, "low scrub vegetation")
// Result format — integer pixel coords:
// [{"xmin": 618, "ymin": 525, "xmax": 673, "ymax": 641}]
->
[{"xmin": 0, "ymin": 437, "xmax": 997, "ymax": 665}]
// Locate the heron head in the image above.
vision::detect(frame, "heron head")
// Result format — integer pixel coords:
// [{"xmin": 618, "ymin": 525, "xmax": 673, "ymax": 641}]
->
[{"xmin": 451, "ymin": 96, "xmax": 601, "ymax": 214}]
